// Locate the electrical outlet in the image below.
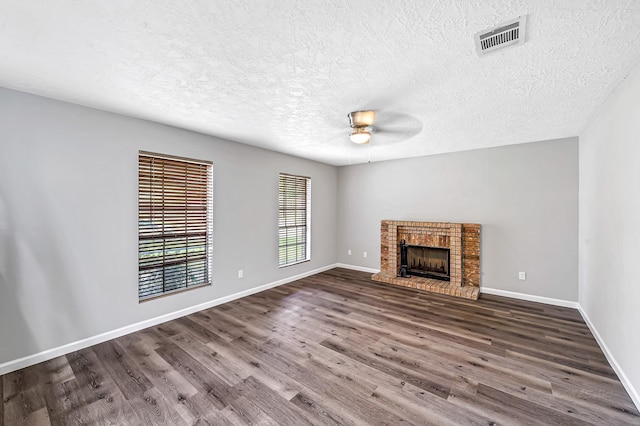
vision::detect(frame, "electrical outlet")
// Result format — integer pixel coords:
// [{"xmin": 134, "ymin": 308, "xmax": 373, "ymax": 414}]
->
[
  {"xmin": 518, "ymin": 272, "xmax": 526, "ymax": 280},
  {"xmin": 363, "ymin": 251, "xmax": 368, "ymax": 258},
  {"xmin": 238, "ymin": 270, "xmax": 244, "ymax": 279},
  {"xmin": 348, "ymin": 249, "xmax": 352, "ymax": 255}
]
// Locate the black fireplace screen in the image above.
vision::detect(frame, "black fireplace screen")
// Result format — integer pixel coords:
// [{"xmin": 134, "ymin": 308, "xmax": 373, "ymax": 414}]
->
[{"xmin": 399, "ymin": 240, "xmax": 450, "ymax": 281}]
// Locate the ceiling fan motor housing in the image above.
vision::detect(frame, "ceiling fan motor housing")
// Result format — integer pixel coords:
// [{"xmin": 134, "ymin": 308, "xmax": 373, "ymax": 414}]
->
[
  {"xmin": 348, "ymin": 110, "xmax": 376, "ymax": 128},
  {"xmin": 348, "ymin": 110, "xmax": 376, "ymax": 144}
]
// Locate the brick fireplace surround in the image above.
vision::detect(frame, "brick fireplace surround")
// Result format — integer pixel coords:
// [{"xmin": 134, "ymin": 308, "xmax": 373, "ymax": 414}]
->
[{"xmin": 372, "ymin": 220, "xmax": 481, "ymax": 300}]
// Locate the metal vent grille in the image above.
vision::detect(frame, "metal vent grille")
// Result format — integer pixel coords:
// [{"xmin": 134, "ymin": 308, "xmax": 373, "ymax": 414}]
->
[{"xmin": 475, "ymin": 16, "xmax": 526, "ymax": 56}]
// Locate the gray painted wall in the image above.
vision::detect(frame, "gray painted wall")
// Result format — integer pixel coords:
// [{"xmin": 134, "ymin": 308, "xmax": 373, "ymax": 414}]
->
[
  {"xmin": 337, "ymin": 138, "xmax": 579, "ymax": 301},
  {"xmin": 0, "ymin": 88, "xmax": 337, "ymax": 365},
  {"xmin": 579, "ymin": 61, "xmax": 640, "ymax": 402},
  {"xmin": 0, "ymin": 87, "xmax": 586, "ymax": 374}
]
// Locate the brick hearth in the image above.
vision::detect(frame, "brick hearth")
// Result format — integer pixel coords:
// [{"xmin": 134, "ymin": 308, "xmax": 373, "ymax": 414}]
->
[{"xmin": 372, "ymin": 220, "xmax": 481, "ymax": 300}]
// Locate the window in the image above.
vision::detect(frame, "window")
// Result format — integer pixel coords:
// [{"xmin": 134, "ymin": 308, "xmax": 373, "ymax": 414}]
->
[
  {"xmin": 138, "ymin": 151, "xmax": 213, "ymax": 300},
  {"xmin": 279, "ymin": 173, "xmax": 310, "ymax": 267}
]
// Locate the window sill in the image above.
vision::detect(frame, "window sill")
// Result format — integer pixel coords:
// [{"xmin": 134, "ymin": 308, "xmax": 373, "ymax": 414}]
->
[
  {"xmin": 279, "ymin": 259, "xmax": 310, "ymax": 269},
  {"xmin": 139, "ymin": 282, "xmax": 211, "ymax": 303}
]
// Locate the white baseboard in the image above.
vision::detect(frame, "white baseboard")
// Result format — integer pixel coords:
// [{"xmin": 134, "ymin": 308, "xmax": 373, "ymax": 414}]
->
[
  {"xmin": 335, "ymin": 263, "xmax": 380, "ymax": 274},
  {"xmin": 480, "ymin": 287, "xmax": 579, "ymax": 309},
  {"xmin": 578, "ymin": 305, "xmax": 640, "ymax": 411},
  {"xmin": 0, "ymin": 263, "xmax": 338, "ymax": 376}
]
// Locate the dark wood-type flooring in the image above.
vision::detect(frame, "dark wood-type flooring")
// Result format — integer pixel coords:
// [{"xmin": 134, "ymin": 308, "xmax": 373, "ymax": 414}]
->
[{"xmin": 2, "ymin": 268, "xmax": 639, "ymax": 425}]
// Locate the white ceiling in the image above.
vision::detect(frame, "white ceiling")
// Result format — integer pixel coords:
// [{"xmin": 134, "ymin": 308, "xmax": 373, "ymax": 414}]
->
[{"xmin": 1, "ymin": 1, "xmax": 640, "ymax": 165}]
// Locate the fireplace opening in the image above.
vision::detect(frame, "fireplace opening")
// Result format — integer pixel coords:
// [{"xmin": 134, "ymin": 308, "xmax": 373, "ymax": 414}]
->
[{"xmin": 399, "ymin": 240, "xmax": 450, "ymax": 281}]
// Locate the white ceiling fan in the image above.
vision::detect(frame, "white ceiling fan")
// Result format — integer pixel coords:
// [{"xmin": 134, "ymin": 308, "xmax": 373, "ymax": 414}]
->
[
  {"xmin": 347, "ymin": 110, "xmax": 377, "ymax": 144},
  {"xmin": 339, "ymin": 109, "xmax": 423, "ymax": 164},
  {"xmin": 345, "ymin": 109, "xmax": 422, "ymax": 145}
]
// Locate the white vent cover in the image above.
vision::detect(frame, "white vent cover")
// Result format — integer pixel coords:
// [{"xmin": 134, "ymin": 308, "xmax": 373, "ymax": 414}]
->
[{"xmin": 475, "ymin": 15, "xmax": 527, "ymax": 56}]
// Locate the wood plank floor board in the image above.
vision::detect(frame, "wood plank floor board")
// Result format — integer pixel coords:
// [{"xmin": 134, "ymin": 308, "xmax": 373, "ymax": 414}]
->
[
  {"xmin": 232, "ymin": 376, "xmax": 316, "ymax": 426},
  {"xmin": 493, "ymin": 339, "xmax": 619, "ymax": 379},
  {"xmin": 197, "ymin": 309, "xmax": 273, "ymax": 344},
  {"xmin": 319, "ymin": 337, "xmax": 452, "ymax": 400},
  {"xmin": 168, "ymin": 317, "xmax": 233, "ymax": 350},
  {"xmin": 448, "ymin": 386, "xmax": 546, "ymax": 426},
  {"xmin": 173, "ymin": 390, "xmax": 230, "ymax": 425},
  {"xmin": 262, "ymin": 337, "xmax": 379, "ymax": 399},
  {"xmin": 351, "ymin": 306, "xmax": 504, "ymax": 359},
  {"xmin": 228, "ymin": 337, "xmax": 411, "ymax": 424},
  {"xmin": 225, "ymin": 337, "xmax": 305, "ymax": 401},
  {"xmin": 221, "ymin": 395, "xmax": 280, "ymax": 426},
  {"xmin": 2, "ymin": 268, "xmax": 639, "ymax": 425},
  {"xmin": 513, "ymin": 381, "xmax": 636, "ymax": 425},
  {"xmin": 235, "ymin": 332, "xmax": 375, "ymax": 403},
  {"xmin": 551, "ymin": 380, "xmax": 640, "ymax": 421},
  {"xmin": 475, "ymin": 382, "xmax": 586, "ymax": 425},
  {"xmin": 369, "ymin": 335, "xmax": 554, "ymax": 397},
  {"xmin": 311, "ymin": 339, "xmax": 419, "ymax": 394},
  {"xmin": 504, "ymin": 349, "xmax": 632, "ymax": 399},
  {"xmin": 171, "ymin": 330, "xmax": 247, "ymax": 387},
  {"xmin": 118, "ymin": 337, "xmax": 202, "ymax": 404},
  {"xmin": 236, "ymin": 292, "xmax": 362, "ymax": 342},
  {"xmin": 377, "ymin": 330, "xmax": 579, "ymax": 394},
  {"xmin": 202, "ymin": 335, "xmax": 304, "ymax": 401},
  {"xmin": 42, "ymin": 378, "xmax": 88, "ymax": 425},
  {"xmin": 136, "ymin": 327, "xmax": 172, "ymax": 350},
  {"xmin": 352, "ymin": 334, "xmax": 472, "ymax": 391},
  {"xmin": 91, "ymin": 340, "xmax": 154, "ymax": 398},
  {"xmin": 230, "ymin": 303, "xmax": 336, "ymax": 353},
  {"xmin": 132, "ymin": 386, "xmax": 187, "ymax": 425},
  {"xmin": 289, "ymin": 390, "xmax": 358, "ymax": 426},
  {"xmin": 369, "ymin": 383, "xmax": 491, "ymax": 426},
  {"xmin": 435, "ymin": 303, "xmax": 594, "ymax": 346},
  {"xmin": 90, "ymin": 340, "xmax": 186, "ymax": 423},
  {"xmin": 154, "ymin": 342, "xmax": 238, "ymax": 411},
  {"xmin": 376, "ymin": 302, "xmax": 597, "ymax": 365},
  {"xmin": 3, "ymin": 363, "xmax": 48, "ymax": 424},
  {"xmin": 293, "ymin": 372, "xmax": 409, "ymax": 425},
  {"xmin": 65, "ymin": 348, "xmax": 138, "ymax": 424},
  {"xmin": 173, "ymin": 316, "xmax": 222, "ymax": 345},
  {"xmin": 155, "ymin": 322, "xmax": 181, "ymax": 338},
  {"xmin": 41, "ymin": 356, "xmax": 75, "ymax": 388}
]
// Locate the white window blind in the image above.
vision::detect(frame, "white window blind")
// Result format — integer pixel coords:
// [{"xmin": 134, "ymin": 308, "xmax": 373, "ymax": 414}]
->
[
  {"xmin": 138, "ymin": 151, "xmax": 213, "ymax": 300},
  {"xmin": 278, "ymin": 173, "xmax": 310, "ymax": 267}
]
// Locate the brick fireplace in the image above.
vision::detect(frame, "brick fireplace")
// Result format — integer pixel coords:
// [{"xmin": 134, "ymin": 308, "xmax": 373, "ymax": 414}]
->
[{"xmin": 372, "ymin": 220, "xmax": 481, "ymax": 300}]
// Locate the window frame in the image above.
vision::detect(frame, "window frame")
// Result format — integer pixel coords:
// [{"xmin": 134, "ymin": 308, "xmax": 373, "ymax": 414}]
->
[
  {"xmin": 138, "ymin": 151, "xmax": 213, "ymax": 301},
  {"xmin": 278, "ymin": 173, "xmax": 311, "ymax": 268}
]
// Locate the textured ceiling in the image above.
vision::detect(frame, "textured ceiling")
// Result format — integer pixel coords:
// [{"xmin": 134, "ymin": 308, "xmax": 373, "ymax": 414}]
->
[{"xmin": 1, "ymin": 1, "xmax": 640, "ymax": 165}]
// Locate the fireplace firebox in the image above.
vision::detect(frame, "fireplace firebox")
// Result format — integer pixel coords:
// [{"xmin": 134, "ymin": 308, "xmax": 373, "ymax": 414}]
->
[{"xmin": 399, "ymin": 240, "xmax": 450, "ymax": 281}]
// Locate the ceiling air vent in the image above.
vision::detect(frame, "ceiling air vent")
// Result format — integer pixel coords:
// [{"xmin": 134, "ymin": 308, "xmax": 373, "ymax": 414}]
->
[{"xmin": 475, "ymin": 15, "xmax": 526, "ymax": 56}]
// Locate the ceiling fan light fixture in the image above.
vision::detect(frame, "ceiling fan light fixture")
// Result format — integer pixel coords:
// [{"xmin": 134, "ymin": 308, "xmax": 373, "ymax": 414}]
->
[
  {"xmin": 349, "ymin": 128, "xmax": 371, "ymax": 144},
  {"xmin": 348, "ymin": 110, "xmax": 376, "ymax": 128}
]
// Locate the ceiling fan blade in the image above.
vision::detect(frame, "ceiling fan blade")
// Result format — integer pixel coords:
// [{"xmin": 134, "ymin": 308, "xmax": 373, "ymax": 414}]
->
[
  {"xmin": 370, "ymin": 111, "xmax": 422, "ymax": 143},
  {"xmin": 374, "ymin": 127, "xmax": 421, "ymax": 137},
  {"xmin": 374, "ymin": 111, "xmax": 422, "ymax": 130}
]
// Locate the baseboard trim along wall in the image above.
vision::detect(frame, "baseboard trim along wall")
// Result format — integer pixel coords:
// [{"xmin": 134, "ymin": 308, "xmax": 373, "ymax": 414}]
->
[
  {"xmin": 335, "ymin": 263, "xmax": 380, "ymax": 274},
  {"xmin": 479, "ymin": 287, "xmax": 579, "ymax": 309},
  {"xmin": 578, "ymin": 306, "xmax": 640, "ymax": 411},
  {"xmin": 0, "ymin": 264, "xmax": 338, "ymax": 376}
]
